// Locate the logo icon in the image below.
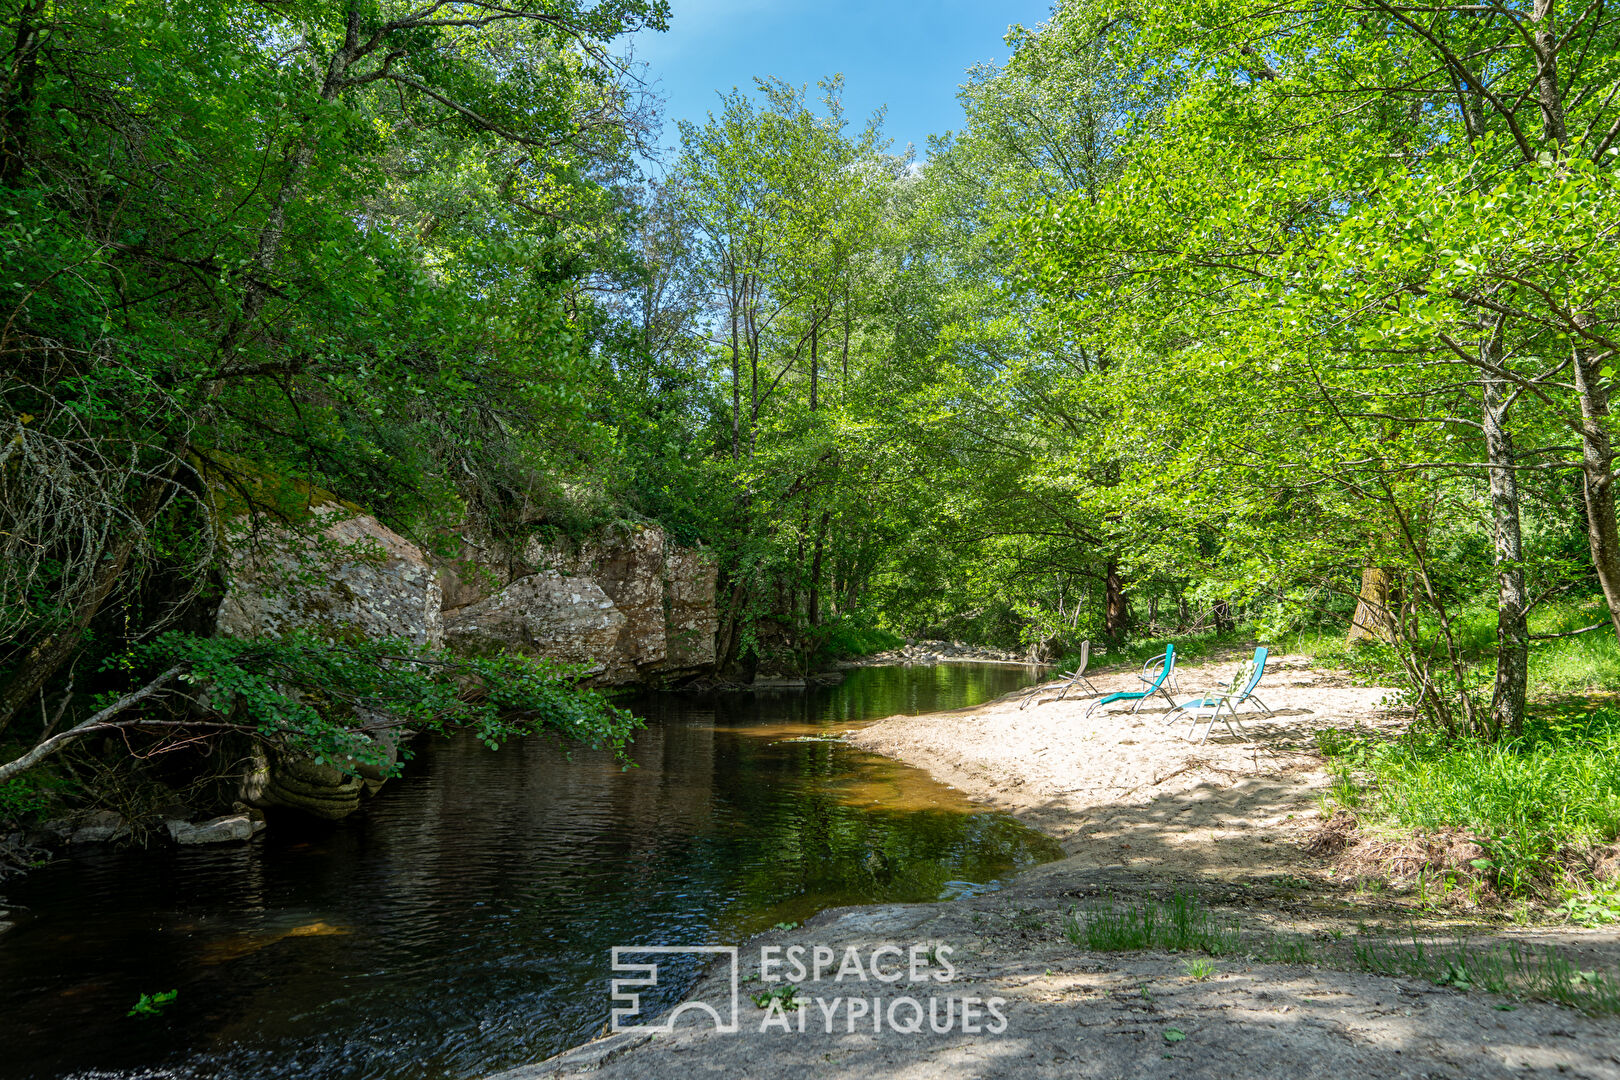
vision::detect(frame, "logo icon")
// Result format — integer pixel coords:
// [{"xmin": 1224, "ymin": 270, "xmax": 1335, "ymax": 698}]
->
[{"xmin": 610, "ymin": 946, "xmax": 740, "ymax": 1033}]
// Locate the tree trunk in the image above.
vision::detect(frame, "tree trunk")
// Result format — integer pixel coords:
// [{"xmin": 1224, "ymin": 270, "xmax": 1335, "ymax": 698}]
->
[
  {"xmin": 729, "ymin": 289, "xmax": 741, "ymax": 461},
  {"xmin": 1570, "ymin": 327, "xmax": 1620, "ymax": 640},
  {"xmin": 1482, "ymin": 336, "xmax": 1528, "ymax": 738},
  {"xmin": 1348, "ymin": 567, "xmax": 1396, "ymax": 645},
  {"xmin": 1104, "ymin": 561, "xmax": 1130, "ymax": 637},
  {"xmin": 1212, "ymin": 598, "xmax": 1234, "ymax": 634},
  {"xmin": 1, "ymin": 0, "xmax": 46, "ymax": 186},
  {"xmin": 808, "ymin": 510, "xmax": 830, "ymax": 626},
  {"xmin": 809, "ymin": 318, "xmax": 818, "ymax": 411}
]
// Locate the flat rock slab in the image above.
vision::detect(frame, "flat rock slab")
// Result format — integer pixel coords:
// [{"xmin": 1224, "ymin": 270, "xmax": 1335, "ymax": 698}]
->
[
  {"xmin": 165, "ymin": 814, "xmax": 265, "ymax": 845},
  {"xmin": 492, "ymin": 902, "xmax": 1620, "ymax": 1080}
]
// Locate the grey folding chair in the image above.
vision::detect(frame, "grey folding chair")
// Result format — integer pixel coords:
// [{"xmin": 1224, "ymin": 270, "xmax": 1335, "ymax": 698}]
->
[{"xmin": 1020, "ymin": 640, "xmax": 1100, "ymax": 709}]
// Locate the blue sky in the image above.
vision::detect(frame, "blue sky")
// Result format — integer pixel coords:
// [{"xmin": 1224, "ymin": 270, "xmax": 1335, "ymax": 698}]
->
[{"xmin": 630, "ymin": 1, "xmax": 1055, "ymax": 169}]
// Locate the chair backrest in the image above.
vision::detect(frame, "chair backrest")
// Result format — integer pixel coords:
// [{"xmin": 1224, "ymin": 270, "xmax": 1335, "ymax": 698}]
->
[
  {"xmin": 1143, "ymin": 644, "xmax": 1175, "ymax": 692},
  {"xmin": 1075, "ymin": 640, "xmax": 1090, "ymax": 676},
  {"xmin": 1238, "ymin": 646, "xmax": 1268, "ymax": 698}
]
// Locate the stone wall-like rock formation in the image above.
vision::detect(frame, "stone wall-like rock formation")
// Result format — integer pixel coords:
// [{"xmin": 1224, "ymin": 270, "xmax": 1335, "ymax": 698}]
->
[
  {"xmin": 442, "ymin": 524, "xmax": 716, "ymax": 684},
  {"xmin": 442, "ymin": 571, "xmax": 628, "ymax": 677},
  {"xmin": 663, "ymin": 546, "xmax": 720, "ymax": 670},
  {"xmin": 214, "ymin": 504, "xmax": 442, "ymax": 819}
]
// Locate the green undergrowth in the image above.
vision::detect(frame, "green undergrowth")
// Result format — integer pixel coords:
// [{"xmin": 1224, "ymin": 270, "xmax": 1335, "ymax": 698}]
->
[
  {"xmin": 1063, "ymin": 892, "xmax": 1620, "ymax": 1016},
  {"xmin": 812, "ymin": 616, "xmax": 905, "ymax": 663},
  {"xmin": 1316, "ymin": 707, "xmax": 1620, "ymax": 898},
  {"xmin": 1289, "ymin": 597, "xmax": 1620, "ymax": 699}
]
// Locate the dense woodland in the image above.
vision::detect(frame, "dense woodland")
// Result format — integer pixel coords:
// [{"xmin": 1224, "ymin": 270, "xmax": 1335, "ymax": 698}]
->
[{"xmin": 4, "ymin": 0, "xmax": 1620, "ymax": 892}]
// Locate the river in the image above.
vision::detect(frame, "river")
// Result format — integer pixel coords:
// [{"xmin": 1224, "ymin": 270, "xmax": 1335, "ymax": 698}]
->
[{"xmin": 0, "ymin": 663, "xmax": 1060, "ymax": 1080}]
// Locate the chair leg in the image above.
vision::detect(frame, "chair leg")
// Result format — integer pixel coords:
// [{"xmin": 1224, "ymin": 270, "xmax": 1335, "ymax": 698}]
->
[
  {"xmin": 1247, "ymin": 695, "xmax": 1274, "ymax": 716},
  {"xmin": 1195, "ymin": 711, "xmax": 1218, "ymax": 743}
]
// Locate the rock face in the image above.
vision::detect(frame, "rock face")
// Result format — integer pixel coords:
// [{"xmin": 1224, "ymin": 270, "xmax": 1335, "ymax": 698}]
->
[
  {"xmin": 443, "ymin": 571, "xmax": 628, "ymax": 676},
  {"xmin": 215, "ymin": 504, "xmax": 444, "ymax": 821},
  {"xmin": 664, "ymin": 547, "xmax": 720, "ymax": 670},
  {"xmin": 443, "ymin": 524, "xmax": 717, "ymax": 683},
  {"xmin": 215, "ymin": 503, "xmax": 443, "ymax": 650}
]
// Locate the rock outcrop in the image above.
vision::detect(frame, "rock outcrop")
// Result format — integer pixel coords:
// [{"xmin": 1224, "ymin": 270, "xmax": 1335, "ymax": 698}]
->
[
  {"xmin": 443, "ymin": 524, "xmax": 717, "ymax": 684},
  {"xmin": 215, "ymin": 503, "xmax": 443, "ymax": 650},
  {"xmin": 443, "ymin": 571, "xmax": 628, "ymax": 676}
]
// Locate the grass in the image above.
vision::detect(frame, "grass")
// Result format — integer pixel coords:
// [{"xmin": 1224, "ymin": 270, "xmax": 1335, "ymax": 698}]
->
[
  {"xmin": 1061, "ymin": 891, "xmax": 1620, "ymax": 1016},
  {"xmin": 1295, "ymin": 598, "xmax": 1620, "ymax": 903},
  {"xmin": 1316, "ymin": 708, "xmax": 1620, "ymax": 896},
  {"xmin": 1062, "ymin": 890, "xmax": 1242, "ymax": 955},
  {"xmin": 1352, "ymin": 935, "xmax": 1620, "ymax": 1016},
  {"xmin": 1182, "ymin": 956, "xmax": 1216, "ymax": 980}
]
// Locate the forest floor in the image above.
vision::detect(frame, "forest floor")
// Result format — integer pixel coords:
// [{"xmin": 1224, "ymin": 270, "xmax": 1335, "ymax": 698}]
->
[{"xmin": 500, "ymin": 648, "xmax": 1620, "ymax": 1079}]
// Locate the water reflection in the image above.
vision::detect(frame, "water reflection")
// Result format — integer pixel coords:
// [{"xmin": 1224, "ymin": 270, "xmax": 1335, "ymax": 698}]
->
[{"xmin": 0, "ymin": 663, "xmax": 1057, "ymax": 1080}]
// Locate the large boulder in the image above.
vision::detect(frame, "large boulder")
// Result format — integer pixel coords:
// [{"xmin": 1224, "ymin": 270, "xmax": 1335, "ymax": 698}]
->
[
  {"xmin": 546, "ymin": 524, "xmax": 668, "ymax": 681},
  {"xmin": 215, "ymin": 503, "xmax": 443, "ymax": 649},
  {"xmin": 214, "ymin": 502, "xmax": 440, "ymax": 820}
]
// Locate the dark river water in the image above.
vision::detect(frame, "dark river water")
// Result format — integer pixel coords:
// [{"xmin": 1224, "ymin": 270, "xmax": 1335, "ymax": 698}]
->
[{"xmin": 0, "ymin": 663, "xmax": 1059, "ymax": 1080}]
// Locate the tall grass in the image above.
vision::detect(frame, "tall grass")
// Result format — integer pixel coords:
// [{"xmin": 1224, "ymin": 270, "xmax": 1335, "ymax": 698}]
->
[{"xmin": 1319, "ymin": 709, "xmax": 1620, "ymax": 894}]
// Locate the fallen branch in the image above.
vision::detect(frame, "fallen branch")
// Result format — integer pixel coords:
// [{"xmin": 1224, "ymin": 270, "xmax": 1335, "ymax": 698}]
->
[
  {"xmin": 1530, "ymin": 622, "xmax": 1607, "ymax": 641},
  {"xmin": 0, "ymin": 665, "xmax": 186, "ymax": 784}
]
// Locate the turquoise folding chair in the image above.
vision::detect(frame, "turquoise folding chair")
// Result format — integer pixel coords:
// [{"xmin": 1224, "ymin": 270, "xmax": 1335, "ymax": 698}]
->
[
  {"xmin": 1084, "ymin": 644, "xmax": 1178, "ymax": 718},
  {"xmin": 1171, "ymin": 646, "xmax": 1274, "ymax": 742}
]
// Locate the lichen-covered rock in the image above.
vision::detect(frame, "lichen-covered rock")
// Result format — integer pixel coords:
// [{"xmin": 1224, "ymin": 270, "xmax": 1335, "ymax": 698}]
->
[
  {"xmin": 443, "ymin": 570, "xmax": 627, "ymax": 676},
  {"xmin": 565, "ymin": 525, "xmax": 668, "ymax": 681},
  {"xmin": 68, "ymin": 810, "xmax": 130, "ymax": 844},
  {"xmin": 440, "ymin": 523, "xmax": 717, "ymax": 683},
  {"xmin": 662, "ymin": 546, "xmax": 719, "ymax": 670},
  {"xmin": 215, "ymin": 503, "xmax": 443, "ymax": 650},
  {"xmin": 437, "ymin": 530, "xmax": 514, "ymax": 613}
]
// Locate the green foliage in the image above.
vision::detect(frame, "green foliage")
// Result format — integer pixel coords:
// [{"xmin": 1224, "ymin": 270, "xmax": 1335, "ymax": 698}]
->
[
  {"xmin": 140, "ymin": 632, "xmax": 641, "ymax": 775},
  {"xmin": 127, "ymin": 990, "xmax": 178, "ymax": 1018},
  {"xmin": 0, "ymin": 777, "xmax": 55, "ymax": 821},
  {"xmin": 811, "ymin": 617, "xmax": 905, "ymax": 663}
]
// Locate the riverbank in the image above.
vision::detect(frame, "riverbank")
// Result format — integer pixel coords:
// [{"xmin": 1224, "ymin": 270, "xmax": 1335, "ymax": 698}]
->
[
  {"xmin": 837, "ymin": 639, "xmax": 1037, "ymax": 668},
  {"xmin": 503, "ymin": 646, "xmax": 1620, "ymax": 1079}
]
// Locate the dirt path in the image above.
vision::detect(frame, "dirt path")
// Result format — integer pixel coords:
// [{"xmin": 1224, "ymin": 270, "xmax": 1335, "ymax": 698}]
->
[{"xmin": 496, "ymin": 648, "xmax": 1620, "ymax": 1080}]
